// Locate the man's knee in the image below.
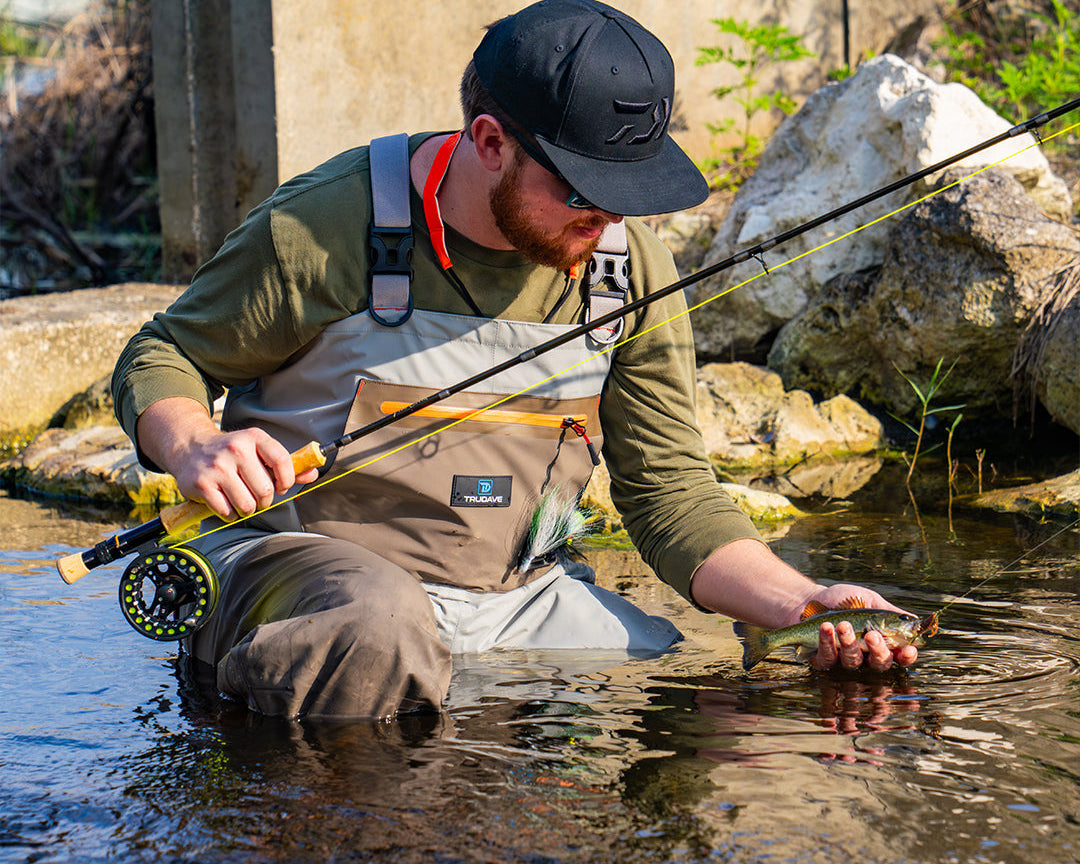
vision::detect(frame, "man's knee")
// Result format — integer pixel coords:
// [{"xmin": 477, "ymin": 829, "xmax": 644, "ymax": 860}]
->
[{"xmin": 200, "ymin": 533, "xmax": 451, "ymax": 719}]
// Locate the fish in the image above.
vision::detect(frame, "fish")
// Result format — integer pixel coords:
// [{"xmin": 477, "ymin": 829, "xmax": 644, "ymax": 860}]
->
[{"xmin": 732, "ymin": 597, "xmax": 939, "ymax": 671}]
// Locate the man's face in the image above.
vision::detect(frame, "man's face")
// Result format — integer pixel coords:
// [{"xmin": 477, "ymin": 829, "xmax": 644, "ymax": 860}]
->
[{"xmin": 489, "ymin": 147, "xmax": 620, "ymax": 271}]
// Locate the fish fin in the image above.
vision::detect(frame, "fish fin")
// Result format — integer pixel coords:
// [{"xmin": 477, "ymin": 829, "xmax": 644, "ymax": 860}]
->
[
  {"xmin": 800, "ymin": 601, "xmax": 830, "ymax": 620},
  {"xmin": 802, "ymin": 596, "xmax": 868, "ymax": 619},
  {"xmin": 732, "ymin": 620, "xmax": 772, "ymax": 671}
]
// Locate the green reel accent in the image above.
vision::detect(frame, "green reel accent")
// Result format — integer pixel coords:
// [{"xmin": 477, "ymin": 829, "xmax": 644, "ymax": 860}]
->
[{"xmin": 119, "ymin": 546, "xmax": 219, "ymax": 642}]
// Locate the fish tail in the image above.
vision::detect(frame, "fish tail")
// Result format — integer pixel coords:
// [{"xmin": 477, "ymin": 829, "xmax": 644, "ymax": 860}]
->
[{"xmin": 732, "ymin": 620, "xmax": 772, "ymax": 670}]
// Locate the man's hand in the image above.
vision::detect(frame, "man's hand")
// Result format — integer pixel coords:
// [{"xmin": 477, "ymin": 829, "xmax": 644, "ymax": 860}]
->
[
  {"xmin": 690, "ymin": 540, "xmax": 919, "ymax": 673},
  {"xmin": 803, "ymin": 583, "xmax": 919, "ymax": 672},
  {"xmin": 136, "ymin": 397, "xmax": 318, "ymax": 521}
]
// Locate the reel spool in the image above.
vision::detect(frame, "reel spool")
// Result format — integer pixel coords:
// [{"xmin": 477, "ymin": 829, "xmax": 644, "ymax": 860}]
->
[{"xmin": 119, "ymin": 547, "xmax": 218, "ymax": 641}]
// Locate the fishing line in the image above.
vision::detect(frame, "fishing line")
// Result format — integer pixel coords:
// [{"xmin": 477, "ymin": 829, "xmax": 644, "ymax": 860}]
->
[
  {"xmin": 176, "ymin": 114, "xmax": 1079, "ymax": 549},
  {"xmin": 934, "ymin": 518, "xmax": 1080, "ymax": 617}
]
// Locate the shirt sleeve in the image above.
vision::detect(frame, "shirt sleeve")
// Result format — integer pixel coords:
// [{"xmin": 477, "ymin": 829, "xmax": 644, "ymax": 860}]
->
[
  {"xmin": 112, "ymin": 198, "xmax": 319, "ymax": 468},
  {"xmin": 598, "ymin": 220, "xmax": 760, "ymax": 603}
]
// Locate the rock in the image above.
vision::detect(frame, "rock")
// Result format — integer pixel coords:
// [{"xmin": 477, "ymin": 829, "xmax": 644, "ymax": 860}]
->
[
  {"xmin": 740, "ymin": 455, "xmax": 885, "ymax": 501},
  {"xmin": 581, "ymin": 439, "xmax": 800, "ymax": 529},
  {"xmin": 687, "ymin": 54, "xmax": 1071, "ymax": 360},
  {"xmin": 0, "ymin": 425, "xmax": 180, "ymax": 508},
  {"xmin": 968, "ymin": 468, "xmax": 1080, "ymax": 517},
  {"xmin": 645, "ymin": 189, "xmax": 731, "ymax": 277},
  {"xmin": 1013, "ymin": 263, "xmax": 1080, "ymax": 436},
  {"xmin": 1035, "ymin": 289, "xmax": 1080, "ymax": 435},
  {"xmin": 695, "ymin": 362, "xmax": 884, "ymax": 470},
  {"xmin": 768, "ymin": 169, "xmax": 1080, "ymax": 418},
  {"xmin": 48, "ymin": 375, "xmax": 118, "ymax": 430},
  {"xmin": 0, "ymin": 283, "xmax": 183, "ymax": 439},
  {"xmin": 717, "ymin": 482, "xmax": 803, "ymax": 523}
]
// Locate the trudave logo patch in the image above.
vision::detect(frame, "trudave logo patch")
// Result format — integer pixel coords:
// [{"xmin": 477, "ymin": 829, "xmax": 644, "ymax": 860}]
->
[{"xmin": 450, "ymin": 475, "xmax": 512, "ymax": 508}]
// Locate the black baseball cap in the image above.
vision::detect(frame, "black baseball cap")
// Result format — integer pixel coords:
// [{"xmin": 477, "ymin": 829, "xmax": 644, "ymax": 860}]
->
[{"xmin": 472, "ymin": 0, "xmax": 708, "ymax": 216}]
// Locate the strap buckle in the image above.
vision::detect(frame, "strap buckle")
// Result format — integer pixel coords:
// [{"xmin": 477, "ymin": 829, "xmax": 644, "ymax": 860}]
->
[
  {"xmin": 587, "ymin": 248, "xmax": 629, "ymax": 292},
  {"xmin": 368, "ymin": 224, "xmax": 414, "ymax": 277}
]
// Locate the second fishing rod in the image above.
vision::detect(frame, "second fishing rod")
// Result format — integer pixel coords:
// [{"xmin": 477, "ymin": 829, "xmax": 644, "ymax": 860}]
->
[{"xmin": 56, "ymin": 95, "xmax": 1080, "ymax": 585}]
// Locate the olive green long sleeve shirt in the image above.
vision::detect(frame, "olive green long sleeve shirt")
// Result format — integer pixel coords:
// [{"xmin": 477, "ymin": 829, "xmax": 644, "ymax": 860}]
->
[{"xmin": 113, "ymin": 133, "xmax": 758, "ymax": 602}]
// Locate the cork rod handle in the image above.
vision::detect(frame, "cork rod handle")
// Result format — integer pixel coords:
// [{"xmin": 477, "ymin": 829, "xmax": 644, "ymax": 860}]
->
[{"xmin": 55, "ymin": 441, "xmax": 326, "ymax": 584}]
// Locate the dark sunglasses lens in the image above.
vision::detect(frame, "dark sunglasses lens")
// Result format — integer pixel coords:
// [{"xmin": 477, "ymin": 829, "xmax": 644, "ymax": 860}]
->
[{"xmin": 565, "ymin": 190, "xmax": 596, "ymax": 209}]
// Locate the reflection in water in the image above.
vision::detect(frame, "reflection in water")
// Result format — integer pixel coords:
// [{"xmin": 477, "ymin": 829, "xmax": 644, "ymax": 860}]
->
[{"xmin": 1, "ymin": 487, "xmax": 1079, "ymax": 862}]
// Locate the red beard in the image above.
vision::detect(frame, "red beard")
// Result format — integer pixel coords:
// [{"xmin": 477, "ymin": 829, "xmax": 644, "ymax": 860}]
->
[{"xmin": 489, "ymin": 154, "xmax": 605, "ymax": 271}]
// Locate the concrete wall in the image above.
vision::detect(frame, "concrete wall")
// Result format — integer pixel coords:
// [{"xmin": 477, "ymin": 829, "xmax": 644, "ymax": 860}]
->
[{"xmin": 152, "ymin": 0, "xmax": 945, "ymax": 281}]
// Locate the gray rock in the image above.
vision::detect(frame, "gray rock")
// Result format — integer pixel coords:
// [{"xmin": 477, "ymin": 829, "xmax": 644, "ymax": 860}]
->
[
  {"xmin": 768, "ymin": 169, "xmax": 1080, "ymax": 418},
  {"xmin": 968, "ymin": 468, "xmax": 1080, "ymax": 517},
  {"xmin": 0, "ymin": 283, "xmax": 183, "ymax": 438},
  {"xmin": 1035, "ymin": 289, "xmax": 1080, "ymax": 435},
  {"xmin": 688, "ymin": 54, "xmax": 1071, "ymax": 360},
  {"xmin": 0, "ymin": 425, "xmax": 180, "ymax": 508},
  {"xmin": 695, "ymin": 362, "xmax": 884, "ymax": 469},
  {"xmin": 1014, "ymin": 264, "xmax": 1080, "ymax": 435}
]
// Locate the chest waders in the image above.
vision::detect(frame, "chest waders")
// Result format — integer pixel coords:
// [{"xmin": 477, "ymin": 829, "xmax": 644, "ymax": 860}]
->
[{"xmin": 117, "ymin": 133, "xmax": 631, "ymax": 639}]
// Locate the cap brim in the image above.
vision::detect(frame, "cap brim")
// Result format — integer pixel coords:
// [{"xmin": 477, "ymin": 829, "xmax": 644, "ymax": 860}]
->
[{"xmin": 536, "ymin": 134, "xmax": 709, "ymax": 217}]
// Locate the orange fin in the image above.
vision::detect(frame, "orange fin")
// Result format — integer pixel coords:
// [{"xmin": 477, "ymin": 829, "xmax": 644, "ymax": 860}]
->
[
  {"xmin": 800, "ymin": 596, "xmax": 868, "ymax": 620},
  {"xmin": 800, "ymin": 601, "xmax": 829, "ymax": 620}
]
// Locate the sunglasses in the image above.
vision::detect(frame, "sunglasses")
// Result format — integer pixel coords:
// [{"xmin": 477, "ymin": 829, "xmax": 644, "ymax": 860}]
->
[{"xmin": 504, "ymin": 127, "xmax": 598, "ymax": 210}]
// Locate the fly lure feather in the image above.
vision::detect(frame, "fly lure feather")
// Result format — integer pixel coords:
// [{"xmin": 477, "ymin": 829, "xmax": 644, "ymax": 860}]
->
[{"xmin": 519, "ymin": 487, "xmax": 598, "ymax": 573}]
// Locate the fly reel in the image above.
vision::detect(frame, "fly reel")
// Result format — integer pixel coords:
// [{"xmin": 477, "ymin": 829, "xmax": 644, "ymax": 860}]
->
[{"xmin": 119, "ymin": 547, "xmax": 218, "ymax": 641}]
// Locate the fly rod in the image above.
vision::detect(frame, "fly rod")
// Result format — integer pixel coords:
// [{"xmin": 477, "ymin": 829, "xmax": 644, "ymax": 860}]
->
[{"xmin": 56, "ymin": 96, "xmax": 1080, "ymax": 585}]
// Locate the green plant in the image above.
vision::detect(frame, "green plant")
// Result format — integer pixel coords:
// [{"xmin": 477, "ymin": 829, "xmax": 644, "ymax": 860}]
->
[
  {"xmin": 695, "ymin": 17, "xmax": 815, "ymax": 190},
  {"xmin": 890, "ymin": 358, "xmax": 965, "ymax": 487},
  {"xmin": 0, "ymin": 14, "xmax": 49, "ymax": 58},
  {"xmin": 933, "ymin": 0, "xmax": 1080, "ymax": 152}
]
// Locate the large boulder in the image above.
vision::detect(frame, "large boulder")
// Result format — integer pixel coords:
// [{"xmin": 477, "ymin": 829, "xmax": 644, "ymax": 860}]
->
[
  {"xmin": 767, "ymin": 169, "xmax": 1080, "ymax": 418},
  {"xmin": 695, "ymin": 362, "xmax": 884, "ymax": 469},
  {"xmin": 0, "ymin": 283, "xmax": 183, "ymax": 443},
  {"xmin": 1013, "ymin": 263, "xmax": 1080, "ymax": 435},
  {"xmin": 0, "ymin": 425, "xmax": 180, "ymax": 508},
  {"xmin": 687, "ymin": 54, "xmax": 1071, "ymax": 360},
  {"xmin": 1034, "ymin": 288, "xmax": 1080, "ymax": 435}
]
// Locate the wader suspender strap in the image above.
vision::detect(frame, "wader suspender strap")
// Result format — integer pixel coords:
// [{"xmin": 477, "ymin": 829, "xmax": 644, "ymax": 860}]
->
[
  {"xmin": 368, "ymin": 133, "xmax": 414, "ymax": 326},
  {"xmin": 368, "ymin": 132, "xmax": 630, "ymax": 336},
  {"xmin": 585, "ymin": 220, "xmax": 629, "ymax": 345}
]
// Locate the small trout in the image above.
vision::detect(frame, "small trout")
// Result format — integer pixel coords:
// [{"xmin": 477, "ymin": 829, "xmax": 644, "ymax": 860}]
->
[{"xmin": 733, "ymin": 598, "xmax": 938, "ymax": 671}]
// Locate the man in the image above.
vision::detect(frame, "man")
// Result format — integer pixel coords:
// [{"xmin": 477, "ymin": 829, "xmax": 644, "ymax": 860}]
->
[{"xmin": 114, "ymin": 0, "xmax": 917, "ymax": 719}]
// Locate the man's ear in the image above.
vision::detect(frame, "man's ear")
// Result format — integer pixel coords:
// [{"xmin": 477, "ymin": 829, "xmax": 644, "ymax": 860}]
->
[{"xmin": 471, "ymin": 115, "xmax": 512, "ymax": 172}]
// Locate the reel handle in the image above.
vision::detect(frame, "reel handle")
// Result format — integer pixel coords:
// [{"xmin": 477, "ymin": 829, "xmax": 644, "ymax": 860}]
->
[{"xmin": 56, "ymin": 441, "xmax": 326, "ymax": 584}]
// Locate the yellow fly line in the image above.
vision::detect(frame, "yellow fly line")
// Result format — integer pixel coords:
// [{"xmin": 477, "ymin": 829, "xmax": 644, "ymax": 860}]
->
[{"xmin": 175, "ymin": 119, "xmax": 1077, "ymax": 548}]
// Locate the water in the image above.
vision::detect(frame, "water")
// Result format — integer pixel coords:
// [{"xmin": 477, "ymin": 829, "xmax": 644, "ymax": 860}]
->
[{"xmin": 1, "ymin": 482, "xmax": 1078, "ymax": 864}]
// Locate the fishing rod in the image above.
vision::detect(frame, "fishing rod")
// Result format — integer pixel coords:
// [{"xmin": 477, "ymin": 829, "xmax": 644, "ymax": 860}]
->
[{"xmin": 55, "ymin": 97, "xmax": 1080, "ymax": 604}]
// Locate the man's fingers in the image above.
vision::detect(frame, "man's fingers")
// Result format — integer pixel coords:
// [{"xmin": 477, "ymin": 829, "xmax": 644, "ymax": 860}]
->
[
  {"xmin": 811, "ymin": 622, "xmax": 839, "ymax": 670},
  {"xmin": 836, "ymin": 621, "xmax": 864, "ymax": 669},
  {"xmin": 809, "ymin": 617, "xmax": 920, "ymax": 672},
  {"xmin": 236, "ymin": 459, "xmax": 277, "ymax": 513},
  {"xmin": 863, "ymin": 629, "xmax": 894, "ymax": 671},
  {"xmin": 893, "ymin": 644, "xmax": 919, "ymax": 667},
  {"xmin": 253, "ymin": 434, "xmax": 300, "ymax": 494}
]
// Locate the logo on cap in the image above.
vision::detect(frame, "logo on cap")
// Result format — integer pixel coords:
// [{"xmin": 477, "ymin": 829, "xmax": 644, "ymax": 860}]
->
[{"xmin": 606, "ymin": 97, "xmax": 671, "ymax": 146}]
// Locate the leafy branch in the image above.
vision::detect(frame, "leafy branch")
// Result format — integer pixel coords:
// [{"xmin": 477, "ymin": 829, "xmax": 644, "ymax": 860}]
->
[
  {"xmin": 695, "ymin": 18, "xmax": 815, "ymax": 190},
  {"xmin": 891, "ymin": 358, "xmax": 966, "ymax": 487}
]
